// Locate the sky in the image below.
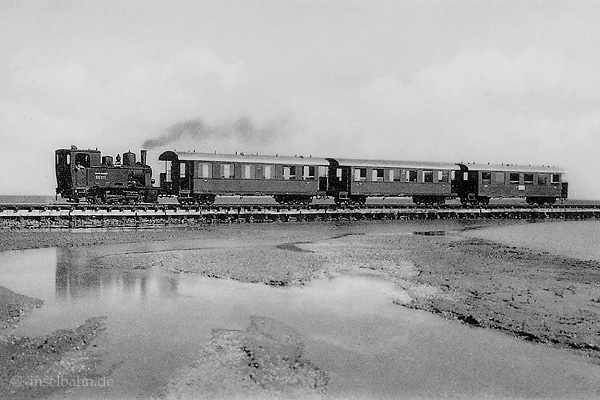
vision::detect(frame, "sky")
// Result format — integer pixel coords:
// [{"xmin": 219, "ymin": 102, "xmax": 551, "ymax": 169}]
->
[{"xmin": 1, "ymin": 0, "xmax": 599, "ymax": 198}]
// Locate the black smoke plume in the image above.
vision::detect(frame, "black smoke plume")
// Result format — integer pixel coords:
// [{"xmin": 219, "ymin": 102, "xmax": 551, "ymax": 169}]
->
[{"xmin": 142, "ymin": 117, "xmax": 277, "ymax": 150}]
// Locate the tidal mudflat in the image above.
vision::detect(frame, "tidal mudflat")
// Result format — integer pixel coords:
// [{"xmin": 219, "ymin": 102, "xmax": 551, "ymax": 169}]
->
[{"xmin": 1, "ymin": 220, "xmax": 599, "ymax": 399}]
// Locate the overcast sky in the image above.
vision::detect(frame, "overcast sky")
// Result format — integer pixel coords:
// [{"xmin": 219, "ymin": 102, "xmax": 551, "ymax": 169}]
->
[{"xmin": 1, "ymin": 0, "xmax": 598, "ymax": 198}]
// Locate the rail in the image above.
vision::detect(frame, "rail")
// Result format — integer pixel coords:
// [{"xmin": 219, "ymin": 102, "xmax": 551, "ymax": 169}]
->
[{"xmin": 1, "ymin": 203, "xmax": 600, "ymax": 229}]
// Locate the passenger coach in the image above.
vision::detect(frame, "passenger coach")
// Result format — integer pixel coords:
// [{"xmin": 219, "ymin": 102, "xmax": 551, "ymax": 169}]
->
[
  {"xmin": 325, "ymin": 158, "xmax": 460, "ymax": 205},
  {"xmin": 454, "ymin": 163, "xmax": 568, "ymax": 206},
  {"xmin": 158, "ymin": 151, "xmax": 329, "ymax": 204}
]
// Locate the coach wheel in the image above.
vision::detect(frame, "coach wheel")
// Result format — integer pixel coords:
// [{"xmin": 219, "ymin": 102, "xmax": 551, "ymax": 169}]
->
[
  {"xmin": 350, "ymin": 196, "xmax": 366, "ymax": 206},
  {"xmin": 334, "ymin": 198, "xmax": 348, "ymax": 207},
  {"xmin": 196, "ymin": 195, "xmax": 216, "ymax": 205}
]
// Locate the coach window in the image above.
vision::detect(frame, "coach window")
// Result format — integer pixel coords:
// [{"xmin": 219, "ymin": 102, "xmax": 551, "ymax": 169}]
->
[
  {"xmin": 220, "ymin": 163, "xmax": 234, "ymax": 179},
  {"xmin": 388, "ymin": 170, "xmax": 394, "ymax": 182},
  {"xmin": 407, "ymin": 170, "xmax": 418, "ymax": 183},
  {"xmin": 336, "ymin": 168, "xmax": 343, "ymax": 181},
  {"xmin": 495, "ymin": 172, "xmax": 505, "ymax": 184},
  {"xmin": 538, "ymin": 174, "xmax": 548, "ymax": 185},
  {"xmin": 196, "ymin": 163, "xmax": 211, "ymax": 178},
  {"xmin": 395, "ymin": 169, "xmax": 403, "ymax": 182},
  {"xmin": 302, "ymin": 166, "xmax": 315, "ymax": 180},
  {"xmin": 481, "ymin": 172, "xmax": 491, "ymax": 184},
  {"xmin": 243, "ymin": 165, "xmax": 255, "ymax": 179},
  {"xmin": 438, "ymin": 170, "xmax": 449, "ymax": 183},
  {"xmin": 524, "ymin": 173, "xmax": 534, "ymax": 184},
  {"xmin": 423, "ymin": 170, "xmax": 433, "ymax": 183},
  {"xmin": 354, "ymin": 168, "xmax": 367, "ymax": 182},
  {"xmin": 509, "ymin": 173, "xmax": 520, "ymax": 184},
  {"xmin": 197, "ymin": 163, "xmax": 212, "ymax": 179},
  {"xmin": 318, "ymin": 166, "xmax": 327, "ymax": 177},
  {"xmin": 263, "ymin": 165, "xmax": 273, "ymax": 179},
  {"xmin": 551, "ymin": 174, "xmax": 561, "ymax": 183},
  {"xmin": 283, "ymin": 166, "xmax": 296, "ymax": 180},
  {"xmin": 180, "ymin": 162, "xmax": 187, "ymax": 178},
  {"xmin": 372, "ymin": 168, "xmax": 384, "ymax": 182}
]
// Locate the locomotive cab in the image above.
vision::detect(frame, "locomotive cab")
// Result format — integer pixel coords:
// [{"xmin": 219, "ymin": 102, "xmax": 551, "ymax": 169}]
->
[{"xmin": 55, "ymin": 147, "xmax": 102, "ymax": 201}]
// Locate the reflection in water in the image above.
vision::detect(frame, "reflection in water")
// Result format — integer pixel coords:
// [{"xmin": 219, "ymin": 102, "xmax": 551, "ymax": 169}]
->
[
  {"xmin": 2, "ymin": 234, "xmax": 600, "ymax": 400},
  {"xmin": 54, "ymin": 247, "xmax": 179, "ymax": 301}
]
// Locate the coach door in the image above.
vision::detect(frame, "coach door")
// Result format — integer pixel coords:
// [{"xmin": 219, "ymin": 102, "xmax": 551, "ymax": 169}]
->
[
  {"xmin": 328, "ymin": 166, "xmax": 350, "ymax": 192},
  {"xmin": 318, "ymin": 166, "xmax": 328, "ymax": 192},
  {"xmin": 178, "ymin": 161, "xmax": 192, "ymax": 192}
]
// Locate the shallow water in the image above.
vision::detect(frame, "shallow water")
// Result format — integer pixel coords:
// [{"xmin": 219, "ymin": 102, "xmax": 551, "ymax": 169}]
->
[
  {"xmin": 1, "ymin": 224, "xmax": 600, "ymax": 399},
  {"xmin": 464, "ymin": 220, "xmax": 600, "ymax": 262}
]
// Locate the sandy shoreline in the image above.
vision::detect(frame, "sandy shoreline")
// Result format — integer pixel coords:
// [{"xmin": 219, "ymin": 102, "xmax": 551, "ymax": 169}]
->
[{"xmin": 1, "ymin": 222, "xmax": 599, "ymax": 398}]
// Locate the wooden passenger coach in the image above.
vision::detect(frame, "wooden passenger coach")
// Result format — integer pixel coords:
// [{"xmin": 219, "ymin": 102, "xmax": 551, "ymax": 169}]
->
[
  {"xmin": 325, "ymin": 158, "xmax": 460, "ymax": 205},
  {"xmin": 455, "ymin": 163, "xmax": 567, "ymax": 205},
  {"xmin": 158, "ymin": 151, "xmax": 330, "ymax": 205}
]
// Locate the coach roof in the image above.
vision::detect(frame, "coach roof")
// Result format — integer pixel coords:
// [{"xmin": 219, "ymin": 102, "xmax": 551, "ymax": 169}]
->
[
  {"xmin": 158, "ymin": 151, "xmax": 329, "ymax": 166},
  {"xmin": 326, "ymin": 157, "xmax": 459, "ymax": 170},
  {"xmin": 457, "ymin": 163, "xmax": 564, "ymax": 173}
]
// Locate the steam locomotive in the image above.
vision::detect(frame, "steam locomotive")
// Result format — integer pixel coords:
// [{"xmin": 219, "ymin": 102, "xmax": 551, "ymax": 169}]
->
[
  {"xmin": 55, "ymin": 146, "xmax": 158, "ymax": 204},
  {"xmin": 55, "ymin": 146, "xmax": 568, "ymax": 206}
]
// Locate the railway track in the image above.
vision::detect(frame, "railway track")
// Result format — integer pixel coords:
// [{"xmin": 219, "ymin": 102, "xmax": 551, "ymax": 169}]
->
[{"xmin": 1, "ymin": 202, "xmax": 600, "ymax": 229}]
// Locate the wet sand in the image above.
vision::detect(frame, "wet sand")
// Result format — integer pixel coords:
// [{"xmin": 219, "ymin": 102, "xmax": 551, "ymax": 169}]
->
[{"xmin": 1, "ymin": 221, "xmax": 600, "ymax": 399}]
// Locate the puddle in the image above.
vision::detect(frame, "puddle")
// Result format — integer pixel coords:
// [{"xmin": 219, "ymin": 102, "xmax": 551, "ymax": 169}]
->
[{"xmin": 1, "ymin": 238, "xmax": 600, "ymax": 399}]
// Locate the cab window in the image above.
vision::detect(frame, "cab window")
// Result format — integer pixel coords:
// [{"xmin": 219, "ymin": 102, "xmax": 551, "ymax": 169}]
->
[{"xmin": 74, "ymin": 153, "xmax": 90, "ymax": 168}]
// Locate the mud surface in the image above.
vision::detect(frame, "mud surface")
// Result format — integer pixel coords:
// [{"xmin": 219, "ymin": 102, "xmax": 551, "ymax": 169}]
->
[
  {"xmin": 404, "ymin": 237, "xmax": 600, "ymax": 358},
  {"xmin": 0, "ymin": 286, "xmax": 43, "ymax": 330},
  {"xmin": 164, "ymin": 316, "xmax": 327, "ymax": 400},
  {"xmin": 1, "ymin": 221, "xmax": 600, "ymax": 398},
  {"xmin": 0, "ymin": 316, "xmax": 106, "ymax": 400}
]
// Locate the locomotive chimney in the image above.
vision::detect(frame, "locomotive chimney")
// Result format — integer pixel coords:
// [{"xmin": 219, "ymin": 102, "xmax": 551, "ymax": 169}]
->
[{"xmin": 141, "ymin": 149, "xmax": 147, "ymax": 166}]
